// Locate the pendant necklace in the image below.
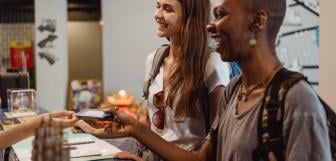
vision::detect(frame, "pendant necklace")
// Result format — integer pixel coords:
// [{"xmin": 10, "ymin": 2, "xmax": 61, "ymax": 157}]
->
[{"xmin": 238, "ymin": 66, "xmax": 282, "ymax": 102}]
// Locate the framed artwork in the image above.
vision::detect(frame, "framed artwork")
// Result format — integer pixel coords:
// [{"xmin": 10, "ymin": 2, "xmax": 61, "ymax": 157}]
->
[{"xmin": 68, "ymin": 79, "xmax": 102, "ymax": 111}]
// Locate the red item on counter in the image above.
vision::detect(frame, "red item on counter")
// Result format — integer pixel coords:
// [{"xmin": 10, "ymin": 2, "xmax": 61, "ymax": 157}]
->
[{"xmin": 10, "ymin": 40, "xmax": 34, "ymax": 69}]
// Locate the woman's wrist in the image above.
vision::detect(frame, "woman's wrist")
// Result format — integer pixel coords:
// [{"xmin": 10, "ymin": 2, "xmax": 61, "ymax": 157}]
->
[
  {"xmin": 84, "ymin": 124, "xmax": 97, "ymax": 134},
  {"xmin": 30, "ymin": 114, "xmax": 44, "ymax": 129},
  {"xmin": 37, "ymin": 113, "xmax": 53, "ymax": 127},
  {"xmin": 129, "ymin": 120, "xmax": 145, "ymax": 138}
]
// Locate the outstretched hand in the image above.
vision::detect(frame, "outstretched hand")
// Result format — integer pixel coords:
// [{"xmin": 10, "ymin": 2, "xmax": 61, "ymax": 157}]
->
[
  {"xmin": 40, "ymin": 111, "xmax": 78, "ymax": 129},
  {"xmin": 72, "ymin": 108, "xmax": 139, "ymax": 139}
]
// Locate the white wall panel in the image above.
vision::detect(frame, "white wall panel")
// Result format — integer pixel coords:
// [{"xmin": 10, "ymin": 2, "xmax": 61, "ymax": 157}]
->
[
  {"xmin": 35, "ymin": 0, "xmax": 68, "ymax": 111},
  {"xmin": 102, "ymin": 0, "xmax": 166, "ymax": 98}
]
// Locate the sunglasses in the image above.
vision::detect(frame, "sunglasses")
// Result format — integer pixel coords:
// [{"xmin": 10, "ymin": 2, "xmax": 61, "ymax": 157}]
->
[{"xmin": 152, "ymin": 90, "xmax": 165, "ymax": 129}]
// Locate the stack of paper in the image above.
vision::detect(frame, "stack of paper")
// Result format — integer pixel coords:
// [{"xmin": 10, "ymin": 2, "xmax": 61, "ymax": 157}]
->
[{"xmin": 12, "ymin": 130, "xmax": 122, "ymax": 161}]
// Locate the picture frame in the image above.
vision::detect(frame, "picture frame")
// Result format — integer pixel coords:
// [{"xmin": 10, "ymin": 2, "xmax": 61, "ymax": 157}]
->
[{"xmin": 67, "ymin": 79, "xmax": 103, "ymax": 111}]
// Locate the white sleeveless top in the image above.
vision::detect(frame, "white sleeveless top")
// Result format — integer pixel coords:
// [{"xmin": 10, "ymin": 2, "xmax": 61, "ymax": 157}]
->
[{"xmin": 144, "ymin": 51, "xmax": 230, "ymax": 150}]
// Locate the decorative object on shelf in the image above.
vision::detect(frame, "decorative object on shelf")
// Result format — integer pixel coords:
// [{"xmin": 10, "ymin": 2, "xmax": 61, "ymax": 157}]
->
[
  {"xmin": 106, "ymin": 90, "xmax": 144, "ymax": 118},
  {"xmin": 38, "ymin": 34, "xmax": 58, "ymax": 48},
  {"xmin": 38, "ymin": 22, "xmax": 56, "ymax": 33},
  {"xmin": 38, "ymin": 52, "xmax": 58, "ymax": 65},
  {"xmin": 107, "ymin": 90, "xmax": 134, "ymax": 107},
  {"xmin": 9, "ymin": 40, "xmax": 34, "ymax": 70},
  {"xmin": 37, "ymin": 18, "xmax": 58, "ymax": 65},
  {"xmin": 31, "ymin": 118, "xmax": 70, "ymax": 161},
  {"xmin": 4, "ymin": 89, "xmax": 38, "ymax": 118}
]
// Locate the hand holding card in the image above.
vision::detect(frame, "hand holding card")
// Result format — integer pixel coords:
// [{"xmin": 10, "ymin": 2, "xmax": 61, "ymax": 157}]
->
[{"xmin": 75, "ymin": 109, "xmax": 112, "ymax": 119}]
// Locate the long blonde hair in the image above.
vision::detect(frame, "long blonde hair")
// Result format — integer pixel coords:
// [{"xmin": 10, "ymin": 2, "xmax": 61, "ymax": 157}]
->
[{"xmin": 166, "ymin": 0, "xmax": 210, "ymax": 119}]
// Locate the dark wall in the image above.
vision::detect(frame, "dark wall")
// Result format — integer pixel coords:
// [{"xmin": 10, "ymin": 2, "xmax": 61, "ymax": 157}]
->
[{"xmin": 0, "ymin": 0, "xmax": 101, "ymax": 23}]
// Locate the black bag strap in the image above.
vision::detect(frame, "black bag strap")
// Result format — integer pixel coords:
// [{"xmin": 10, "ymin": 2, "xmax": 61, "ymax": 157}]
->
[
  {"xmin": 314, "ymin": 94, "xmax": 336, "ymax": 161},
  {"xmin": 142, "ymin": 45, "xmax": 212, "ymax": 134},
  {"xmin": 253, "ymin": 68, "xmax": 305, "ymax": 161},
  {"xmin": 142, "ymin": 45, "xmax": 169, "ymax": 99},
  {"xmin": 142, "ymin": 45, "xmax": 214, "ymax": 132},
  {"xmin": 253, "ymin": 68, "xmax": 336, "ymax": 161}
]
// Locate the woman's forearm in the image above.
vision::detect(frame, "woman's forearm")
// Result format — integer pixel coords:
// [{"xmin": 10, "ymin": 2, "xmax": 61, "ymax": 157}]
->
[
  {"xmin": 130, "ymin": 122, "xmax": 202, "ymax": 161},
  {"xmin": 0, "ymin": 116, "xmax": 41, "ymax": 149}
]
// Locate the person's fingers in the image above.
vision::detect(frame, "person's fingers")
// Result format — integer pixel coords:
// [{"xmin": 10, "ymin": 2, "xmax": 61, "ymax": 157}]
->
[
  {"xmin": 53, "ymin": 118, "xmax": 72, "ymax": 126},
  {"xmin": 74, "ymin": 119, "xmax": 84, "ymax": 126},
  {"xmin": 103, "ymin": 121, "xmax": 130, "ymax": 137},
  {"xmin": 114, "ymin": 151, "xmax": 129, "ymax": 156},
  {"xmin": 70, "ymin": 113, "xmax": 79, "ymax": 121},
  {"xmin": 69, "ymin": 111, "xmax": 77, "ymax": 119},
  {"xmin": 71, "ymin": 127, "xmax": 81, "ymax": 133},
  {"xmin": 75, "ymin": 120, "xmax": 92, "ymax": 130},
  {"xmin": 49, "ymin": 111, "xmax": 74, "ymax": 118},
  {"xmin": 104, "ymin": 122, "xmax": 114, "ymax": 134},
  {"xmin": 40, "ymin": 113, "xmax": 51, "ymax": 123},
  {"xmin": 102, "ymin": 106, "xmax": 117, "ymax": 113},
  {"xmin": 115, "ymin": 151, "xmax": 141, "ymax": 160},
  {"xmin": 60, "ymin": 114, "xmax": 78, "ymax": 127},
  {"xmin": 115, "ymin": 111, "xmax": 136, "ymax": 125},
  {"xmin": 53, "ymin": 115, "xmax": 78, "ymax": 128}
]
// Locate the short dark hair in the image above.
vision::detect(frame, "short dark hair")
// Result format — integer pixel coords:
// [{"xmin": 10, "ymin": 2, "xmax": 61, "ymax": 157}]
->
[{"xmin": 239, "ymin": 0, "xmax": 286, "ymax": 42}]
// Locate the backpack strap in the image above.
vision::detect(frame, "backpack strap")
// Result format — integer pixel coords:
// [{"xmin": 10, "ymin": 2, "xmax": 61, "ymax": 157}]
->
[
  {"xmin": 319, "ymin": 96, "xmax": 336, "ymax": 161},
  {"xmin": 253, "ymin": 68, "xmax": 305, "ymax": 161},
  {"xmin": 142, "ymin": 44, "xmax": 212, "ymax": 134},
  {"xmin": 142, "ymin": 45, "xmax": 169, "ymax": 99},
  {"xmin": 253, "ymin": 68, "xmax": 336, "ymax": 161}
]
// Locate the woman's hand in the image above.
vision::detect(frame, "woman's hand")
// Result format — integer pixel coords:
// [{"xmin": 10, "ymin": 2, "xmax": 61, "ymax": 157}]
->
[
  {"xmin": 72, "ymin": 119, "xmax": 95, "ymax": 133},
  {"xmin": 72, "ymin": 119, "xmax": 105, "ymax": 137},
  {"xmin": 39, "ymin": 111, "xmax": 78, "ymax": 129},
  {"xmin": 115, "ymin": 151, "xmax": 143, "ymax": 161},
  {"xmin": 104, "ymin": 110, "xmax": 139, "ymax": 138},
  {"xmin": 73, "ymin": 117, "xmax": 136, "ymax": 139},
  {"xmin": 0, "ymin": 111, "xmax": 79, "ymax": 149}
]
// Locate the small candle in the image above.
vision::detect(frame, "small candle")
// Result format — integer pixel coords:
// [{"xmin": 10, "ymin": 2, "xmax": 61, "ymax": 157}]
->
[{"xmin": 118, "ymin": 90, "xmax": 127, "ymax": 98}]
